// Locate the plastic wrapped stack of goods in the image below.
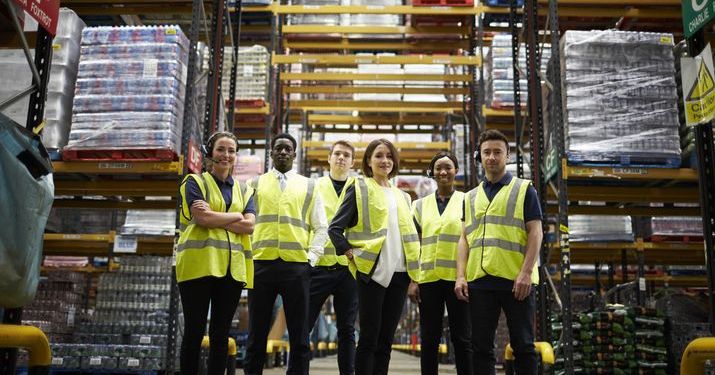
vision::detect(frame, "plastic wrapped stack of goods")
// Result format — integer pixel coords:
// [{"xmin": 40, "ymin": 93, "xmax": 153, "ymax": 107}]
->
[
  {"xmin": 356, "ymin": 53, "xmax": 402, "ymax": 102},
  {"xmin": 403, "ymin": 64, "xmax": 448, "ymax": 103},
  {"xmin": 578, "ymin": 308, "xmax": 638, "ymax": 374},
  {"xmin": 560, "ymin": 30, "xmax": 681, "ymax": 167},
  {"xmin": 486, "ymin": 34, "xmax": 550, "ymax": 109},
  {"xmin": 53, "ymin": 256, "xmax": 173, "ymax": 371},
  {"xmin": 289, "ymin": 0, "xmax": 342, "ymax": 25},
  {"xmin": 221, "ymin": 45, "xmax": 269, "ymax": 107},
  {"xmin": 20, "ymin": 272, "xmax": 88, "ymax": 345},
  {"xmin": 569, "ymin": 215, "xmax": 634, "ymax": 242},
  {"xmin": 0, "ymin": 9, "xmax": 85, "ymax": 154},
  {"xmin": 650, "ymin": 216, "xmax": 703, "ymax": 242},
  {"xmin": 120, "ymin": 210, "xmax": 176, "ymax": 236},
  {"xmin": 64, "ymin": 26, "xmax": 189, "ymax": 161},
  {"xmin": 351, "ymin": 0, "xmax": 403, "ymax": 27},
  {"xmin": 45, "ymin": 208, "xmax": 125, "ymax": 234}
]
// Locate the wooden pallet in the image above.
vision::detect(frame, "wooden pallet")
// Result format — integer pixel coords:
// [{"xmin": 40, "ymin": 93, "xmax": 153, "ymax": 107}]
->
[
  {"xmin": 650, "ymin": 234, "xmax": 704, "ymax": 244},
  {"xmin": 62, "ymin": 148, "xmax": 178, "ymax": 162}
]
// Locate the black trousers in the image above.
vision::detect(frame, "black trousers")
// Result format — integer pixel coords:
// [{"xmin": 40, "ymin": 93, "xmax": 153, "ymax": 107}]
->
[
  {"xmin": 178, "ymin": 274, "xmax": 243, "ymax": 375},
  {"xmin": 355, "ymin": 272, "xmax": 410, "ymax": 375},
  {"xmin": 470, "ymin": 288, "xmax": 537, "ymax": 375},
  {"xmin": 244, "ymin": 260, "xmax": 311, "ymax": 375},
  {"xmin": 418, "ymin": 280, "xmax": 473, "ymax": 375},
  {"xmin": 308, "ymin": 266, "xmax": 358, "ymax": 375}
]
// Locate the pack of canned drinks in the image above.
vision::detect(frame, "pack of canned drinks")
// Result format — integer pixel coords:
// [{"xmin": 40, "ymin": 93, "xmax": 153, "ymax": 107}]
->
[
  {"xmin": 54, "ymin": 256, "xmax": 174, "ymax": 371},
  {"xmin": 66, "ymin": 26, "xmax": 188, "ymax": 155},
  {"xmin": 487, "ymin": 33, "xmax": 550, "ymax": 108},
  {"xmin": 560, "ymin": 30, "xmax": 681, "ymax": 166},
  {"xmin": 221, "ymin": 45, "xmax": 269, "ymax": 103}
]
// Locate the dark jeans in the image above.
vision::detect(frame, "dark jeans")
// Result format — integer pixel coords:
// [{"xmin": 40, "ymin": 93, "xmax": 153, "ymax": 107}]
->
[
  {"xmin": 244, "ymin": 261, "xmax": 311, "ymax": 375},
  {"xmin": 308, "ymin": 266, "xmax": 358, "ymax": 375},
  {"xmin": 178, "ymin": 275, "xmax": 243, "ymax": 375},
  {"xmin": 470, "ymin": 288, "xmax": 537, "ymax": 375},
  {"xmin": 418, "ymin": 280, "xmax": 473, "ymax": 375},
  {"xmin": 355, "ymin": 272, "xmax": 410, "ymax": 375}
]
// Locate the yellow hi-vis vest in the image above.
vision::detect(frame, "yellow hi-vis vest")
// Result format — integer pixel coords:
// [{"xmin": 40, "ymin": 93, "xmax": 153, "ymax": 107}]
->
[
  {"xmin": 412, "ymin": 191, "xmax": 465, "ymax": 283},
  {"xmin": 177, "ymin": 172, "xmax": 254, "ymax": 287},
  {"xmin": 249, "ymin": 172, "xmax": 317, "ymax": 263},
  {"xmin": 464, "ymin": 177, "xmax": 538, "ymax": 284},
  {"xmin": 345, "ymin": 177, "xmax": 421, "ymax": 281},
  {"xmin": 313, "ymin": 175, "xmax": 353, "ymax": 267}
]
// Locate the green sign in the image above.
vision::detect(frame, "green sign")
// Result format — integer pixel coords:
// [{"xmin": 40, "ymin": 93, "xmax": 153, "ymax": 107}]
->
[{"xmin": 683, "ymin": 0, "xmax": 715, "ymax": 38}]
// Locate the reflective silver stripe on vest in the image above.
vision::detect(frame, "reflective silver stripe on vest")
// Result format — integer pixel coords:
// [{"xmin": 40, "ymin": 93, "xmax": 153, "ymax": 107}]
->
[
  {"xmin": 323, "ymin": 246, "xmax": 336, "ymax": 256},
  {"xmin": 505, "ymin": 178, "xmax": 525, "ymax": 219},
  {"xmin": 239, "ymin": 182, "xmax": 247, "ymax": 198},
  {"xmin": 435, "ymin": 259, "xmax": 457, "ymax": 268},
  {"xmin": 358, "ymin": 179, "xmax": 371, "ymax": 229},
  {"xmin": 474, "ymin": 238, "xmax": 526, "ymax": 254},
  {"xmin": 406, "ymin": 260, "xmax": 419, "ymax": 270},
  {"xmin": 422, "ymin": 236, "xmax": 439, "ymax": 245},
  {"xmin": 253, "ymin": 239, "xmax": 306, "ymax": 251},
  {"xmin": 482, "ymin": 215, "xmax": 524, "ymax": 229},
  {"xmin": 466, "ymin": 189, "xmax": 479, "ymax": 234},
  {"xmin": 403, "ymin": 234, "xmax": 420, "ymax": 243},
  {"xmin": 301, "ymin": 179, "xmax": 316, "ymax": 223},
  {"xmin": 421, "ymin": 259, "xmax": 457, "ymax": 271},
  {"xmin": 346, "ymin": 229, "xmax": 388, "ymax": 241},
  {"xmin": 256, "ymin": 215, "xmax": 309, "ymax": 231},
  {"xmin": 177, "ymin": 238, "xmax": 244, "ymax": 253},
  {"xmin": 354, "ymin": 248, "xmax": 378, "ymax": 261}
]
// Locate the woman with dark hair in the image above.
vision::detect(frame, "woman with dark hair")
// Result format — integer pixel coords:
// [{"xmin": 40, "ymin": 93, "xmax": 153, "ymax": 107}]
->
[
  {"xmin": 328, "ymin": 138, "xmax": 421, "ymax": 375},
  {"xmin": 177, "ymin": 131, "xmax": 256, "ymax": 375},
  {"xmin": 408, "ymin": 151, "xmax": 473, "ymax": 375}
]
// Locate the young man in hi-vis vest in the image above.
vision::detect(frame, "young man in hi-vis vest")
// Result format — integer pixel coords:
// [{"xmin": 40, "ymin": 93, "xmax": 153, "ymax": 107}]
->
[
  {"xmin": 455, "ymin": 129, "xmax": 544, "ymax": 375},
  {"xmin": 244, "ymin": 133, "xmax": 329, "ymax": 375},
  {"xmin": 307, "ymin": 140, "xmax": 358, "ymax": 375}
]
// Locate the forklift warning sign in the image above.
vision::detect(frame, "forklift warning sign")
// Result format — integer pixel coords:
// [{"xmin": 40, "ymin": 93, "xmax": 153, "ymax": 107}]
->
[{"xmin": 682, "ymin": 44, "xmax": 715, "ymax": 126}]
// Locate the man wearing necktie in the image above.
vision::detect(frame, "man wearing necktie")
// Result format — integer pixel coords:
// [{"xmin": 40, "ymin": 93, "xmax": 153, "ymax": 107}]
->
[{"xmin": 245, "ymin": 133, "xmax": 328, "ymax": 375}]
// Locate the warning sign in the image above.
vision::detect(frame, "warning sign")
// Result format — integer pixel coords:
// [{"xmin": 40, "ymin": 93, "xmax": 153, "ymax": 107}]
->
[{"xmin": 682, "ymin": 44, "xmax": 715, "ymax": 126}]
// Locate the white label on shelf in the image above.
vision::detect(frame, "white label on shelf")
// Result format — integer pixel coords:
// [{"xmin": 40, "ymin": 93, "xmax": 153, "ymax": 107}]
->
[
  {"xmin": 302, "ymin": 5, "xmax": 320, "ymax": 9},
  {"xmin": 431, "ymin": 6, "xmax": 449, "ymax": 10},
  {"xmin": 140, "ymin": 335, "xmax": 152, "ymax": 344},
  {"xmin": 298, "ymin": 59, "xmax": 316, "ymax": 64},
  {"xmin": 356, "ymin": 58, "xmax": 373, "ymax": 64},
  {"xmin": 143, "ymin": 59, "xmax": 158, "ymax": 78},
  {"xmin": 128, "ymin": 358, "xmax": 140, "ymax": 367},
  {"xmin": 98, "ymin": 162, "xmax": 132, "ymax": 169},
  {"xmin": 639, "ymin": 277, "xmax": 646, "ymax": 291},
  {"xmin": 433, "ymin": 59, "xmax": 450, "ymax": 64},
  {"xmin": 114, "ymin": 235, "xmax": 138, "ymax": 254},
  {"xmin": 67, "ymin": 306, "xmax": 75, "ymax": 326},
  {"xmin": 62, "ymin": 234, "xmax": 81, "ymax": 239},
  {"xmin": 89, "ymin": 357, "xmax": 102, "ymax": 366},
  {"xmin": 367, "ymin": 5, "xmax": 385, "ymax": 9},
  {"xmin": 613, "ymin": 167, "xmax": 646, "ymax": 175},
  {"xmin": 52, "ymin": 357, "xmax": 64, "ymax": 366}
]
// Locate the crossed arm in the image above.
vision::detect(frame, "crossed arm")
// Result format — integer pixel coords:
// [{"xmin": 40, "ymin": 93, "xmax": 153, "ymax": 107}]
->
[{"xmin": 190, "ymin": 200, "xmax": 255, "ymax": 234}]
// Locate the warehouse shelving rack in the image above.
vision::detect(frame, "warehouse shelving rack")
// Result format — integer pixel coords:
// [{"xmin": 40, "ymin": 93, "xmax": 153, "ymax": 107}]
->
[
  {"xmin": 0, "ymin": 0, "xmax": 249, "ymax": 372},
  {"xmin": 510, "ymin": 0, "xmax": 713, "ymax": 372},
  {"xmin": 270, "ymin": 3, "xmax": 496, "ymax": 179}
]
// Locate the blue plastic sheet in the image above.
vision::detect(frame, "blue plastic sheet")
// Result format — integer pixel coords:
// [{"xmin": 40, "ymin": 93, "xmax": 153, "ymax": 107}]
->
[{"xmin": 0, "ymin": 113, "xmax": 54, "ymax": 308}]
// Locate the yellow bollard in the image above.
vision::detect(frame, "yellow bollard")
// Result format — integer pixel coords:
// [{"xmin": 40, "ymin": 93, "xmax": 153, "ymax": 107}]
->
[
  {"xmin": 0, "ymin": 324, "xmax": 51, "ymax": 368},
  {"xmin": 680, "ymin": 337, "xmax": 715, "ymax": 375},
  {"xmin": 200, "ymin": 336, "xmax": 237, "ymax": 372},
  {"xmin": 504, "ymin": 341, "xmax": 555, "ymax": 375}
]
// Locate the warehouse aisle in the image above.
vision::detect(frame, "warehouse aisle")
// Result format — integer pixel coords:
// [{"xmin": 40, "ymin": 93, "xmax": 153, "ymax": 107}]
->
[{"xmin": 257, "ymin": 351, "xmax": 460, "ymax": 374}]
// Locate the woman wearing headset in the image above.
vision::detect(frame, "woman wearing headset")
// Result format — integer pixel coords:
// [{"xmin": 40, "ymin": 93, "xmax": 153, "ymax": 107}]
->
[
  {"xmin": 408, "ymin": 151, "xmax": 473, "ymax": 375},
  {"xmin": 176, "ymin": 132, "xmax": 256, "ymax": 375},
  {"xmin": 328, "ymin": 138, "xmax": 421, "ymax": 375}
]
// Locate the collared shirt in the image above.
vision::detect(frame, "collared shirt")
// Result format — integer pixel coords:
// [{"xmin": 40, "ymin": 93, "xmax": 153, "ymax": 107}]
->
[
  {"xmin": 185, "ymin": 173, "xmax": 255, "ymax": 214},
  {"xmin": 461, "ymin": 172, "xmax": 543, "ymax": 291},
  {"xmin": 268, "ymin": 168, "xmax": 328, "ymax": 266}
]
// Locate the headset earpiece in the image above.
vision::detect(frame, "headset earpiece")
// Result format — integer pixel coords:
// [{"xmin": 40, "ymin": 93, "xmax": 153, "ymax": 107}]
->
[{"xmin": 474, "ymin": 149, "xmax": 481, "ymax": 164}]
